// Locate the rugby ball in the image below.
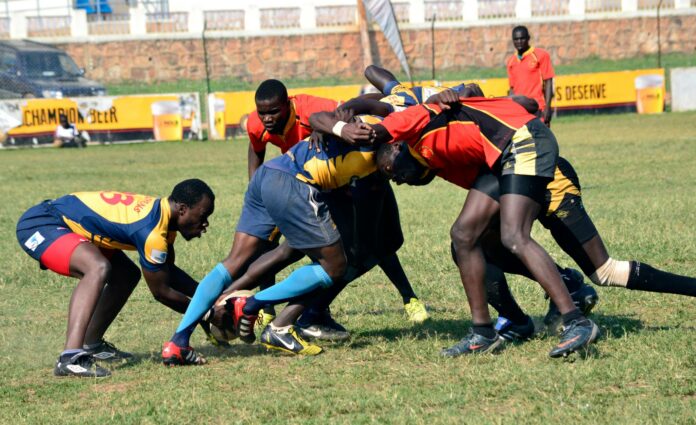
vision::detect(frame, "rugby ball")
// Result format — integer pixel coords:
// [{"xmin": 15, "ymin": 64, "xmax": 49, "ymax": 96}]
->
[{"xmin": 208, "ymin": 290, "xmax": 255, "ymax": 342}]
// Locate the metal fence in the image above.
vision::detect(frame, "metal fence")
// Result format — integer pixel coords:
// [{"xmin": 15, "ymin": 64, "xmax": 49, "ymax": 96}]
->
[{"xmin": 204, "ymin": 9, "xmax": 244, "ymax": 31}]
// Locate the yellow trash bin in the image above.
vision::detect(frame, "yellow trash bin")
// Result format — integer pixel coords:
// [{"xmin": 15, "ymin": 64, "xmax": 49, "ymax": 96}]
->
[{"xmin": 634, "ymin": 75, "xmax": 664, "ymax": 114}]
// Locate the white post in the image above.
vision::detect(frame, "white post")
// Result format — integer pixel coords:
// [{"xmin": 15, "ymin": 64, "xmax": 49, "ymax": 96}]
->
[
  {"xmin": 621, "ymin": 0, "xmax": 638, "ymax": 12},
  {"xmin": 515, "ymin": 0, "xmax": 532, "ymax": 19},
  {"xmin": 9, "ymin": 14, "xmax": 27, "ymax": 39},
  {"xmin": 299, "ymin": 3, "xmax": 316, "ymax": 30},
  {"xmin": 409, "ymin": 0, "xmax": 425, "ymax": 24},
  {"xmin": 245, "ymin": 5, "xmax": 260, "ymax": 31},
  {"xmin": 463, "ymin": 0, "xmax": 479, "ymax": 21},
  {"xmin": 674, "ymin": 0, "xmax": 690, "ymax": 9},
  {"xmin": 568, "ymin": 0, "xmax": 585, "ymax": 16},
  {"xmin": 129, "ymin": 4, "xmax": 147, "ymax": 35},
  {"xmin": 70, "ymin": 8, "xmax": 88, "ymax": 37}
]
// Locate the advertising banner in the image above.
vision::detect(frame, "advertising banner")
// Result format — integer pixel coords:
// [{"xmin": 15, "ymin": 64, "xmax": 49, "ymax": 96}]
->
[
  {"xmin": 2, "ymin": 93, "xmax": 201, "ymax": 146},
  {"xmin": 209, "ymin": 68, "xmax": 665, "ymax": 134}
]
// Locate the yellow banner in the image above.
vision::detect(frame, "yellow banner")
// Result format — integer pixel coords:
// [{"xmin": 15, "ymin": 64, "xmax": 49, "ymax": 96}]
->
[
  {"xmin": 5, "ymin": 93, "xmax": 201, "ymax": 141},
  {"xmin": 211, "ymin": 68, "xmax": 665, "ymax": 130}
]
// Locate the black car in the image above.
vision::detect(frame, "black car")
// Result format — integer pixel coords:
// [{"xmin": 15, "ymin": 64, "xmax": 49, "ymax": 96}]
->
[{"xmin": 0, "ymin": 40, "xmax": 105, "ymax": 99}]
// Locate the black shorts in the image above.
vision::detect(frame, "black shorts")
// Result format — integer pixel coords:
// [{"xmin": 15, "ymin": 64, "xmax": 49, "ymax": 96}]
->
[
  {"xmin": 500, "ymin": 118, "xmax": 558, "ymax": 179},
  {"xmin": 325, "ymin": 174, "xmax": 403, "ymax": 267}
]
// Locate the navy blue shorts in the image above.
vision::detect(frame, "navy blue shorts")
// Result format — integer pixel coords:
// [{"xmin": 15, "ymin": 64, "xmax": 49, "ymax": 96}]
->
[
  {"xmin": 237, "ymin": 166, "xmax": 340, "ymax": 250},
  {"xmin": 16, "ymin": 201, "xmax": 75, "ymax": 262}
]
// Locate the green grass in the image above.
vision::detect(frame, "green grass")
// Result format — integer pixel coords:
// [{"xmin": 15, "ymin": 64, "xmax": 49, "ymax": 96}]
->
[{"xmin": 1, "ymin": 112, "xmax": 696, "ymax": 424}]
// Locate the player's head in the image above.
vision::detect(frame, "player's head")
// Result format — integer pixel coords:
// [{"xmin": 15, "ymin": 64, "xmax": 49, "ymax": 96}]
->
[
  {"xmin": 512, "ymin": 25, "xmax": 530, "ymax": 54},
  {"xmin": 255, "ymin": 79, "xmax": 290, "ymax": 135},
  {"xmin": 376, "ymin": 141, "xmax": 426, "ymax": 185},
  {"xmin": 170, "ymin": 178, "xmax": 215, "ymax": 240},
  {"xmin": 59, "ymin": 114, "xmax": 69, "ymax": 128}
]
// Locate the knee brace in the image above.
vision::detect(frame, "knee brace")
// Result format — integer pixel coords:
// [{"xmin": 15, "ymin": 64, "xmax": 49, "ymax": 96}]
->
[{"xmin": 589, "ymin": 257, "xmax": 630, "ymax": 287}]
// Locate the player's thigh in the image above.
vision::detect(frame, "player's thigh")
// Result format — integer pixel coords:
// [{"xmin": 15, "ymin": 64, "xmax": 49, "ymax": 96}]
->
[{"xmin": 450, "ymin": 188, "xmax": 500, "ymax": 247}]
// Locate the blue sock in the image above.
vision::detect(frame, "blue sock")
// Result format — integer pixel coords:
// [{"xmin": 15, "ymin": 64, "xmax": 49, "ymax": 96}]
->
[
  {"xmin": 171, "ymin": 263, "xmax": 231, "ymax": 347},
  {"xmin": 243, "ymin": 264, "xmax": 333, "ymax": 314}
]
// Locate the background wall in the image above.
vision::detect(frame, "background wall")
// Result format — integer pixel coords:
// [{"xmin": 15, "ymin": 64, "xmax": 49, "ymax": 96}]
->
[{"xmin": 57, "ymin": 14, "xmax": 696, "ymax": 84}]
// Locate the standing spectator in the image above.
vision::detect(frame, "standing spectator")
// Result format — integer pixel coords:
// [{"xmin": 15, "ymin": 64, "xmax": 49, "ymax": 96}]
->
[
  {"xmin": 506, "ymin": 26, "xmax": 555, "ymax": 126},
  {"xmin": 54, "ymin": 114, "xmax": 88, "ymax": 148}
]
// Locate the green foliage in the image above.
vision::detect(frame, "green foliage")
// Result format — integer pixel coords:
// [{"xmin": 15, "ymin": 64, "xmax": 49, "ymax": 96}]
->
[{"xmin": 1, "ymin": 112, "xmax": 696, "ymax": 424}]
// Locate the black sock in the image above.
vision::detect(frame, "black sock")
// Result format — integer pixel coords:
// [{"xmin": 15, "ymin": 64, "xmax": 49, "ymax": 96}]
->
[
  {"xmin": 560, "ymin": 267, "xmax": 583, "ymax": 293},
  {"xmin": 472, "ymin": 323, "xmax": 497, "ymax": 339},
  {"xmin": 561, "ymin": 308, "xmax": 584, "ymax": 326},
  {"xmin": 627, "ymin": 262, "xmax": 696, "ymax": 297}
]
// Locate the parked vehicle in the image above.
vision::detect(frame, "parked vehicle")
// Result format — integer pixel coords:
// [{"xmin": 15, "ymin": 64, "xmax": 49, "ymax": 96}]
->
[{"xmin": 0, "ymin": 40, "xmax": 106, "ymax": 99}]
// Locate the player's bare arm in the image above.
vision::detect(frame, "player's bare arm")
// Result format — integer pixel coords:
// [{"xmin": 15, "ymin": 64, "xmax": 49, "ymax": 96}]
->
[
  {"xmin": 248, "ymin": 144, "xmax": 266, "ymax": 179},
  {"xmin": 143, "ymin": 265, "xmax": 196, "ymax": 314}
]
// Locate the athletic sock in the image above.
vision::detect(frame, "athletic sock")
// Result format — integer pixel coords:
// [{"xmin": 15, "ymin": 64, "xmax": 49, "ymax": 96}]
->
[
  {"xmin": 561, "ymin": 308, "xmax": 584, "ymax": 326},
  {"xmin": 242, "ymin": 264, "xmax": 333, "ymax": 315},
  {"xmin": 171, "ymin": 263, "xmax": 231, "ymax": 347},
  {"xmin": 472, "ymin": 323, "xmax": 497, "ymax": 339},
  {"xmin": 627, "ymin": 261, "xmax": 696, "ymax": 297}
]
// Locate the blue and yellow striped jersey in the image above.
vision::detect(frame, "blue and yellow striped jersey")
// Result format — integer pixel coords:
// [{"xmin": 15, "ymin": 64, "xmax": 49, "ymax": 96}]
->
[
  {"xmin": 49, "ymin": 192, "xmax": 176, "ymax": 272},
  {"xmin": 381, "ymin": 81, "xmax": 467, "ymax": 110},
  {"xmin": 263, "ymin": 116, "xmax": 382, "ymax": 191}
]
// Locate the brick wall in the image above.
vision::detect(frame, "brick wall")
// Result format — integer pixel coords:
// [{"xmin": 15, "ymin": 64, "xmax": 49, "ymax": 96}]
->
[{"xmin": 58, "ymin": 15, "xmax": 696, "ymax": 84}]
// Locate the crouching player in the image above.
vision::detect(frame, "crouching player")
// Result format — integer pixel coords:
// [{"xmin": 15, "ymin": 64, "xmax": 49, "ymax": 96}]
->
[{"xmin": 16, "ymin": 180, "xmax": 215, "ymax": 377}]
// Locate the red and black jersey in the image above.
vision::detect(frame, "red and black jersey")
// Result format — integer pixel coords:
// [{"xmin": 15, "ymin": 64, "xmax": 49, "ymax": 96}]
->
[
  {"xmin": 379, "ymin": 97, "xmax": 535, "ymax": 189},
  {"xmin": 247, "ymin": 94, "xmax": 340, "ymax": 154}
]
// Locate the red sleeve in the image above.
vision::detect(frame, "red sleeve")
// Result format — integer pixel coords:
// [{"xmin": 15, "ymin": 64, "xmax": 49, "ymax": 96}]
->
[
  {"xmin": 380, "ymin": 104, "xmax": 442, "ymax": 143},
  {"xmin": 293, "ymin": 94, "xmax": 340, "ymax": 126},
  {"xmin": 538, "ymin": 49, "xmax": 555, "ymax": 80},
  {"xmin": 246, "ymin": 111, "xmax": 267, "ymax": 153}
]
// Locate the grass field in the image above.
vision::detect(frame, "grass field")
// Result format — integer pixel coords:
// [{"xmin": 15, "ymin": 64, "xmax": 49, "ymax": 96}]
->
[{"xmin": 1, "ymin": 111, "xmax": 695, "ymax": 424}]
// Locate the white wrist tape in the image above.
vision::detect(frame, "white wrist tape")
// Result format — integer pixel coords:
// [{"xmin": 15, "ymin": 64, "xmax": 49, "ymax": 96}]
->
[{"xmin": 332, "ymin": 121, "xmax": 347, "ymax": 137}]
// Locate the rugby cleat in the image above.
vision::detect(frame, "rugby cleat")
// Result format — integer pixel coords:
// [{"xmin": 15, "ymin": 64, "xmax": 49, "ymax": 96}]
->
[
  {"xmin": 297, "ymin": 307, "xmax": 350, "ymax": 341},
  {"xmin": 544, "ymin": 270, "xmax": 599, "ymax": 333},
  {"xmin": 404, "ymin": 298, "xmax": 429, "ymax": 323},
  {"xmin": 440, "ymin": 331, "xmax": 504, "ymax": 357},
  {"xmin": 233, "ymin": 296, "xmax": 258, "ymax": 344},
  {"xmin": 256, "ymin": 309, "xmax": 275, "ymax": 330},
  {"xmin": 549, "ymin": 318, "xmax": 600, "ymax": 358},
  {"xmin": 495, "ymin": 315, "xmax": 536, "ymax": 342},
  {"xmin": 161, "ymin": 341, "xmax": 206, "ymax": 366},
  {"xmin": 84, "ymin": 339, "xmax": 134, "ymax": 362},
  {"xmin": 54, "ymin": 351, "xmax": 111, "ymax": 378},
  {"xmin": 260, "ymin": 325, "xmax": 323, "ymax": 356}
]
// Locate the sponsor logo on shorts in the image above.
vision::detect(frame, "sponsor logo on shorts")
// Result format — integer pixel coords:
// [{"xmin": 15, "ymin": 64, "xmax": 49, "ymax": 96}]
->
[
  {"xmin": 24, "ymin": 231, "xmax": 45, "ymax": 251},
  {"xmin": 150, "ymin": 249, "xmax": 167, "ymax": 264}
]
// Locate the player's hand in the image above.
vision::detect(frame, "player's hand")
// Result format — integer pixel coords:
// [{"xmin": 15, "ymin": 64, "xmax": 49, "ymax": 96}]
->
[
  {"xmin": 430, "ymin": 89, "xmax": 460, "ymax": 110},
  {"xmin": 335, "ymin": 107, "xmax": 355, "ymax": 123},
  {"xmin": 460, "ymin": 83, "xmax": 484, "ymax": 98},
  {"xmin": 308, "ymin": 130, "xmax": 325, "ymax": 152},
  {"xmin": 340, "ymin": 122, "xmax": 374, "ymax": 145},
  {"xmin": 543, "ymin": 109, "xmax": 553, "ymax": 127}
]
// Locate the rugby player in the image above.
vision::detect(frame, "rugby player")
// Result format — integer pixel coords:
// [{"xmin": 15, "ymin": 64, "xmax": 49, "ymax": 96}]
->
[
  {"xmin": 16, "ymin": 179, "xmax": 215, "ymax": 377},
  {"xmin": 162, "ymin": 114, "xmax": 426, "ymax": 363},
  {"xmin": 341, "ymin": 96, "xmax": 599, "ymax": 358},
  {"xmin": 453, "ymin": 159, "xmax": 696, "ymax": 336},
  {"xmin": 506, "ymin": 25, "xmax": 555, "ymax": 126},
  {"xmin": 248, "ymin": 79, "xmax": 428, "ymax": 327}
]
